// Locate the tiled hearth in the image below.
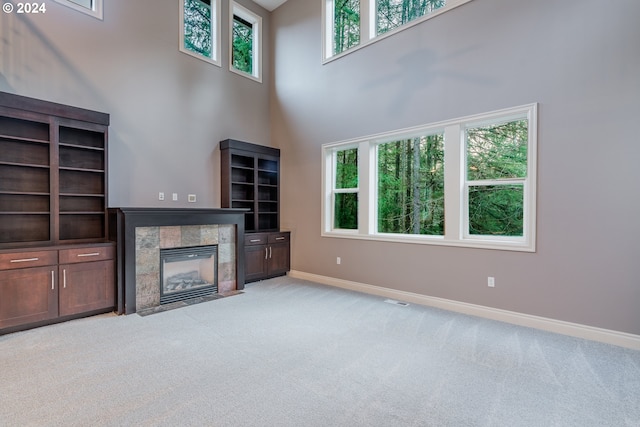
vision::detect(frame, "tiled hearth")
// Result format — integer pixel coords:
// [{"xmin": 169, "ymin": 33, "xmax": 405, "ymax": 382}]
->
[{"xmin": 135, "ymin": 224, "xmax": 236, "ymax": 311}]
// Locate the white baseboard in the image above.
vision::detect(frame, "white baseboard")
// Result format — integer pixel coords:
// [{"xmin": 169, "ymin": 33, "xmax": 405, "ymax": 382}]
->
[{"xmin": 288, "ymin": 270, "xmax": 640, "ymax": 351}]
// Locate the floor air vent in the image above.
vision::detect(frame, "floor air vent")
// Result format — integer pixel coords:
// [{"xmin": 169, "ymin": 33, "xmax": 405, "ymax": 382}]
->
[{"xmin": 384, "ymin": 299, "xmax": 409, "ymax": 307}]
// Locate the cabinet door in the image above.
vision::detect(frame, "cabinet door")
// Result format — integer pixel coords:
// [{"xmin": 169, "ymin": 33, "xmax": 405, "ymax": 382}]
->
[
  {"xmin": 59, "ymin": 260, "xmax": 114, "ymax": 316},
  {"xmin": 0, "ymin": 266, "xmax": 58, "ymax": 329},
  {"xmin": 268, "ymin": 243, "xmax": 290, "ymax": 276},
  {"xmin": 245, "ymin": 244, "xmax": 268, "ymax": 282}
]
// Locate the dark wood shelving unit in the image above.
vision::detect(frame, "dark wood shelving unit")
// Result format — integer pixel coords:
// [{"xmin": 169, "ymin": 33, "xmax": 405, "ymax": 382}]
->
[
  {"xmin": 221, "ymin": 139, "xmax": 281, "ymax": 233},
  {"xmin": 0, "ymin": 92, "xmax": 115, "ymax": 334},
  {"xmin": 220, "ymin": 139, "xmax": 290, "ymax": 282}
]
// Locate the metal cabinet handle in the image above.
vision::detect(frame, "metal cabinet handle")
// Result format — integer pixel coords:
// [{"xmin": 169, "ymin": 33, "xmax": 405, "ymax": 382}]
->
[
  {"xmin": 269, "ymin": 246, "xmax": 272, "ymax": 259},
  {"xmin": 63, "ymin": 269, "xmax": 67, "ymax": 288},
  {"xmin": 250, "ymin": 239, "xmax": 261, "ymax": 243},
  {"xmin": 77, "ymin": 252, "xmax": 100, "ymax": 257},
  {"xmin": 51, "ymin": 271, "xmax": 55, "ymax": 290},
  {"xmin": 275, "ymin": 237, "xmax": 285, "ymax": 241},
  {"xmin": 11, "ymin": 257, "xmax": 39, "ymax": 263},
  {"xmin": 265, "ymin": 248, "xmax": 268, "ymax": 260}
]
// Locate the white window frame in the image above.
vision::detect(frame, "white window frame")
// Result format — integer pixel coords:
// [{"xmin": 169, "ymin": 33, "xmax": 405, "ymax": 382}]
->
[
  {"xmin": 230, "ymin": 2, "xmax": 262, "ymax": 83},
  {"xmin": 322, "ymin": 0, "xmax": 474, "ymax": 63},
  {"xmin": 54, "ymin": 0, "xmax": 103, "ymax": 20},
  {"xmin": 321, "ymin": 104, "xmax": 538, "ymax": 252},
  {"xmin": 325, "ymin": 144, "xmax": 360, "ymax": 232},
  {"xmin": 179, "ymin": 0, "xmax": 222, "ymax": 67}
]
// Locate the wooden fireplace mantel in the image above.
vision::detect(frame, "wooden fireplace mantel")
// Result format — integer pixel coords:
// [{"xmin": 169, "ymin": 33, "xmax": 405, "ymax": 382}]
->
[{"xmin": 108, "ymin": 208, "xmax": 247, "ymax": 315}]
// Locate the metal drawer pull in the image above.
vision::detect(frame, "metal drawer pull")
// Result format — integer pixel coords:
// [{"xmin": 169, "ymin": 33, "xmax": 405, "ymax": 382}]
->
[
  {"xmin": 275, "ymin": 237, "xmax": 285, "ymax": 241},
  {"xmin": 10, "ymin": 257, "xmax": 39, "ymax": 263},
  {"xmin": 250, "ymin": 239, "xmax": 261, "ymax": 243},
  {"xmin": 51, "ymin": 271, "xmax": 55, "ymax": 290},
  {"xmin": 77, "ymin": 252, "xmax": 101, "ymax": 257}
]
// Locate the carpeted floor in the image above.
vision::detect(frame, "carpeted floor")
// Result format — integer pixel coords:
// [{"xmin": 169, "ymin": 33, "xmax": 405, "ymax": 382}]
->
[{"xmin": 1, "ymin": 276, "xmax": 639, "ymax": 426}]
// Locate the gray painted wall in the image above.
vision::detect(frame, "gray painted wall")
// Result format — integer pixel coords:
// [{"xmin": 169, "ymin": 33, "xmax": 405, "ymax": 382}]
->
[
  {"xmin": 271, "ymin": 0, "xmax": 640, "ymax": 334},
  {"xmin": 0, "ymin": 0, "xmax": 271, "ymax": 208}
]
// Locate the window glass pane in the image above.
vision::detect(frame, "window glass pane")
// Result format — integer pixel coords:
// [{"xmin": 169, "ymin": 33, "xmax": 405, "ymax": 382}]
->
[
  {"xmin": 68, "ymin": 0, "xmax": 92, "ymax": 9},
  {"xmin": 233, "ymin": 15, "xmax": 253, "ymax": 74},
  {"xmin": 376, "ymin": 0, "xmax": 445, "ymax": 35},
  {"xmin": 377, "ymin": 134, "xmax": 444, "ymax": 235},
  {"xmin": 184, "ymin": 0, "xmax": 213, "ymax": 59},
  {"xmin": 334, "ymin": 0, "xmax": 360, "ymax": 55},
  {"xmin": 466, "ymin": 119, "xmax": 528, "ymax": 181},
  {"xmin": 468, "ymin": 185, "xmax": 524, "ymax": 236},
  {"xmin": 335, "ymin": 148, "xmax": 358, "ymax": 189},
  {"xmin": 334, "ymin": 193, "xmax": 358, "ymax": 229}
]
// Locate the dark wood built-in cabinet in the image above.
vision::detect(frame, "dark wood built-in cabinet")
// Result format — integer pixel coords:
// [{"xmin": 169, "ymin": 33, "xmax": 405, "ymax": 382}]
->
[
  {"xmin": 221, "ymin": 139, "xmax": 290, "ymax": 282},
  {"xmin": 244, "ymin": 231, "xmax": 290, "ymax": 282},
  {"xmin": 0, "ymin": 92, "xmax": 114, "ymax": 334}
]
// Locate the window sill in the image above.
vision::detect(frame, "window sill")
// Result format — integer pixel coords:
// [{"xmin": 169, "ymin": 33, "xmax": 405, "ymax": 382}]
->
[{"xmin": 321, "ymin": 231, "xmax": 535, "ymax": 252}]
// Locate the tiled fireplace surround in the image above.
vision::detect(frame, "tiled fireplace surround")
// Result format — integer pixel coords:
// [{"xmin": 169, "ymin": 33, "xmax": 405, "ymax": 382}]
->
[
  {"xmin": 109, "ymin": 208, "xmax": 246, "ymax": 315},
  {"xmin": 135, "ymin": 224, "xmax": 236, "ymax": 311}
]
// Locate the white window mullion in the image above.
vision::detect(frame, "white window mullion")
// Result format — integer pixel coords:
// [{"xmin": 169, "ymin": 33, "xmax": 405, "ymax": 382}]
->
[
  {"xmin": 358, "ymin": 140, "xmax": 374, "ymax": 235},
  {"xmin": 443, "ymin": 124, "xmax": 462, "ymax": 242},
  {"xmin": 361, "ymin": 0, "xmax": 373, "ymax": 43}
]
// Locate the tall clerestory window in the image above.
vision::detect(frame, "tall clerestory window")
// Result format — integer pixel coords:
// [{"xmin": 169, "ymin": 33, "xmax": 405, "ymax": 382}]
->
[
  {"xmin": 230, "ymin": 2, "xmax": 262, "ymax": 82},
  {"xmin": 333, "ymin": 0, "xmax": 360, "ymax": 56},
  {"xmin": 180, "ymin": 0, "xmax": 221, "ymax": 66}
]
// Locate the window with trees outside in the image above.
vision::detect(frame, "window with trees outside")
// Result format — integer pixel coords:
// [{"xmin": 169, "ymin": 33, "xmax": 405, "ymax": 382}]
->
[
  {"xmin": 322, "ymin": 104, "xmax": 537, "ymax": 251},
  {"xmin": 332, "ymin": 147, "xmax": 359, "ymax": 230},
  {"xmin": 180, "ymin": 0, "xmax": 221, "ymax": 66},
  {"xmin": 324, "ymin": 0, "xmax": 473, "ymax": 61},
  {"xmin": 230, "ymin": 2, "xmax": 262, "ymax": 82},
  {"xmin": 54, "ymin": 0, "xmax": 103, "ymax": 19}
]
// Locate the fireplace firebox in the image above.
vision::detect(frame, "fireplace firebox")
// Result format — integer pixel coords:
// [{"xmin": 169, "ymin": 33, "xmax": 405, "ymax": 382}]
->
[{"xmin": 160, "ymin": 246, "xmax": 218, "ymax": 304}]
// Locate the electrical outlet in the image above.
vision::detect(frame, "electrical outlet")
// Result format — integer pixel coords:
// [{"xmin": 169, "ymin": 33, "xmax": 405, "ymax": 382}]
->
[
  {"xmin": 158, "ymin": 192, "xmax": 165, "ymax": 201},
  {"xmin": 336, "ymin": 257, "xmax": 341, "ymax": 265},
  {"xmin": 488, "ymin": 277, "xmax": 495, "ymax": 287},
  {"xmin": 172, "ymin": 193, "xmax": 178, "ymax": 201},
  {"xmin": 188, "ymin": 194, "xmax": 196, "ymax": 203}
]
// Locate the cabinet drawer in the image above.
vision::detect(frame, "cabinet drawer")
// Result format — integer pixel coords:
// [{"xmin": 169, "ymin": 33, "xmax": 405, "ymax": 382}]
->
[
  {"xmin": 245, "ymin": 233, "xmax": 268, "ymax": 246},
  {"xmin": 0, "ymin": 250, "xmax": 57, "ymax": 270},
  {"xmin": 59, "ymin": 245, "xmax": 114, "ymax": 264},
  {"xmin": 268, "ymin": 232, "xmax": 290, "ymax": 244}
]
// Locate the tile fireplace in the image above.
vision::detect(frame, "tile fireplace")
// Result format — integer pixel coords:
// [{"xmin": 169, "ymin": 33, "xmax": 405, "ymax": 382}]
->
[{"xmin": 108, "ymin": 208, "xmax": 247, "ymax": 314}]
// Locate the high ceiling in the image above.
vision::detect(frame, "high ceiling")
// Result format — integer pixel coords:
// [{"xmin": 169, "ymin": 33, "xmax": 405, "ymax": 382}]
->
[{"xmin": 253, "ymin": 0, "xmax": 288, "ymax": 11}]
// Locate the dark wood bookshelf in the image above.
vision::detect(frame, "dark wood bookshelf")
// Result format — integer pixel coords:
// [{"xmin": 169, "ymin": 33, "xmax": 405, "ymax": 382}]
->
[{"xmin": 0, "ymin": 92, "xmax": 115, "ymax": 334}]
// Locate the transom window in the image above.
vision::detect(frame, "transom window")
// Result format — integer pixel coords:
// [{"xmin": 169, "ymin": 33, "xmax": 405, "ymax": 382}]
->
[
  {"xmin": 324, "ymin": 0, "xmax": 474, "ymax": 61},
  {"xmin": 230, "ymin": 2, "xmax": 262, "ymax": 82},
  {"xmin": 322, "ymin": 104, "xmax": 537, "ymax": 251},
  {"xmin": 180, "ymin": 0, "xmax": 221, "ymax": 66}
]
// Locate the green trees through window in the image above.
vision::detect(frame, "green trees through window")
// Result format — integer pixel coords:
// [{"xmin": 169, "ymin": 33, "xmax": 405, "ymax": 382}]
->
[
  {"xmin": 334, "ymin": 148, "xmax": 358, "ymax": 229},
  {"xmin": 334, "ymin": 0, "xmax": 360, "ymax": 55},
  {"xmin": 325, "ymin": 0, "xmax": 470, "ymax": 60},
  {"xmin": 183, "ymin": 0, "xmax": 213, "ymax": 59},
  {"xmin": 378, "ymin": 135, "xmax": 444, "ymax": 235},
  {"xmin": 466, "ymin": 120, "xmax": 528, "ymax": 236},
  {"xmin": 232, "ymin": 15, "xmax": 253, "ymax": 74},
  {"xmin": 376, "ymin": 0, "xmax": 445, "ymax": 35},
  {"xmin": 323, "ymin": 104, "xmax": 537, "ymax": 251}
]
